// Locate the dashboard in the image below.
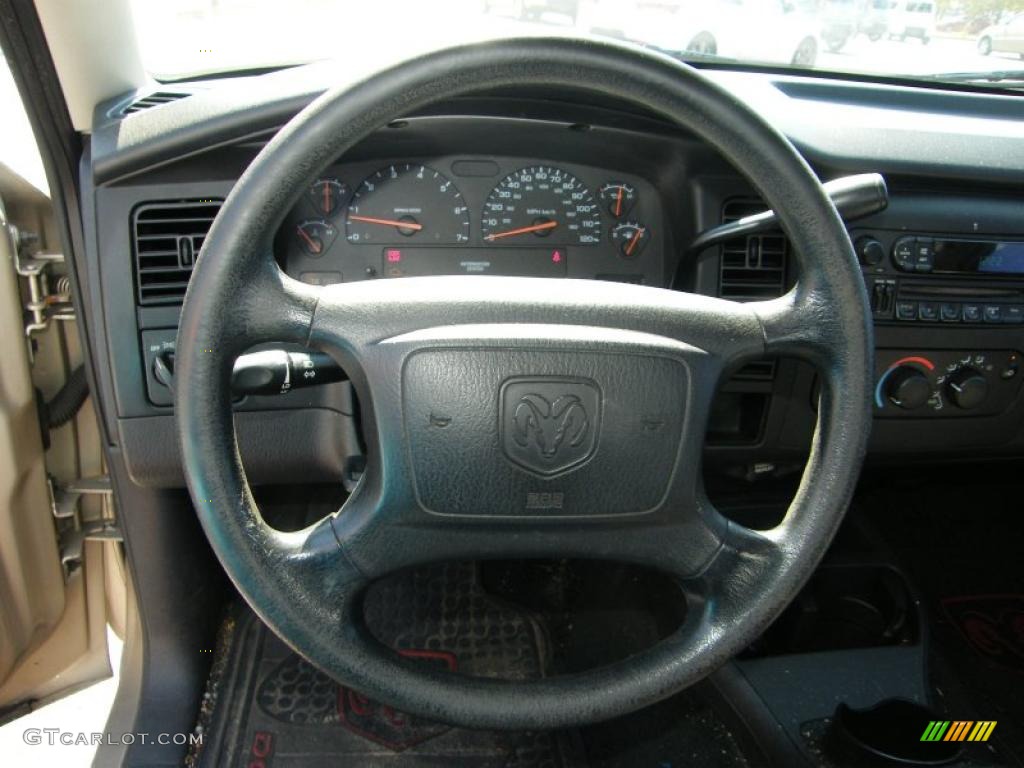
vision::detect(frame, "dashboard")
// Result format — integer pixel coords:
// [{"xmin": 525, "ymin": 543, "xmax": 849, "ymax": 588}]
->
[
  {"xmin": 279, "ymin": 157, "xmax": 664, "ymax": 286},
  {"xmin": 61, "ymin": 54, "xmax": 1024, "ymax": 768},
  {"xmin": 76, "ymin": 63, "xmax": 1024, "ymax": 489}
]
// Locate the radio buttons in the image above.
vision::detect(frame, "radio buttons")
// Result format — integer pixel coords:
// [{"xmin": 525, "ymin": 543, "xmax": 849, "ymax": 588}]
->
[
  {"xmin": 892, "ymin": 236, "xmax": 935, "ymax": 272},
  {"xmin": 896, "ymin": 301, "xmax": 917, "ymax": 320},
  {"xmin": 983, "ymin": 305, "xmax": 1003, "ymax": 323},
  {"xmin": 913, "ymin": 238, "xmax": 935, "ymax": 272},
  {"xmin": 962, "ymin": 304, "xmax": 983, "ymax": 323},
  {"xmin": 870, "ymin": 280, "xmax": 895, "ymax": 315},
  {"xmin": 892, "ymin": 300, "xmax": 1024, "ymax": 324},
  {"xmin": 892, "ymin": 237, "xmax": 914, "ymax": 270},
  {"xmin": 940, "ymin": 303, "xmax": 961, "ymax": 322}
]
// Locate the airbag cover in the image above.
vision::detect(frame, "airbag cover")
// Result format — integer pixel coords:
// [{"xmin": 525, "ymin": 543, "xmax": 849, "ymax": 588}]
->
[{"xmin": 402, "ymin": 348, "xmax": 688, "ymax": 517}]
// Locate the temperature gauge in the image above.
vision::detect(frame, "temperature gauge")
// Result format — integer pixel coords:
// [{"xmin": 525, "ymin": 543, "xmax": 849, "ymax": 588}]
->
[
  {"xmin": 599, "ymin": 182, "xmax": 637, "ymax": 219},
  {"xmin": 308, "ymin": 178, "xmax": 349, "ymax": 217},
  {"xmin": 611, "ymin": 221, "xmax": 650, "ymax": 259},
  {"xmin": 295, "ymin": 219, "xmax": 338, "ymax": 257}
]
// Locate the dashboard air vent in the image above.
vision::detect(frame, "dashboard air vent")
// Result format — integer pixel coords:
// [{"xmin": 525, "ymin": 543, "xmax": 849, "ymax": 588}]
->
[
  {"xmin": 121, "ymin": 91, "xmax": 189, "ymax": 116},
  {"xmin": 132, "ymin": 200, "xmax": 221, "ymax": 305},
  {"xmin": 718, "ymin": 199, "xmax": 788, "ymax": 301}
]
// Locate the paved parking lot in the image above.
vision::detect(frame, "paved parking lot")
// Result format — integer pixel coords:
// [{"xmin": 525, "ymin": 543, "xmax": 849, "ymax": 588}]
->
[
  {"xmin": 818, "ymin": 34, "xmax": 1022, "ymax": 78},
  {"xmin": 127, "ymin": 1, "xmax": 1024, "ymax": 84}
]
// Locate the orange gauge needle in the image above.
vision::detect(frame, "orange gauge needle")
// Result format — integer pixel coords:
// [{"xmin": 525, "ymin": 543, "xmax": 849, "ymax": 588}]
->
[
  {"xmin": 348, "ymin": 214, "xmax": 423, "ymax": 231},
  {"xmin": 625, "ymin": 227, "xmax": 645, "ymax": 257},
  {"xmin": 322, "ymin": 183, "xmax": 331, "ymax": 214},
  {"xmin": 296, "ymin": 226, "xmax": 322, "ymax": 254},
  {"xmin": 614, "ymin": 187, "xmax": 624, "ymax": 217},
  {"xmin": 485, "ymin": 220, "xmax": 558, "ymax": 241}
]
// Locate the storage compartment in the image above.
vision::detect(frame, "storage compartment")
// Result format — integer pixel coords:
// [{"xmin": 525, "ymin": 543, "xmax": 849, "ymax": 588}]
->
[
  {"xmin": 705, "ymin": 391, "xmax": 769, "ymax": 445},
  {"xmin": 745, "ymin": 564, "xmax": 918, "ymax": 657}
]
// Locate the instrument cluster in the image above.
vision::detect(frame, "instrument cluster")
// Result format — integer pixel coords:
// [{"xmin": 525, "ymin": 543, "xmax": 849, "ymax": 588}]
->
[{"xmin": 278, "ymin": 156, "xmax": 665, "ymax": 287}]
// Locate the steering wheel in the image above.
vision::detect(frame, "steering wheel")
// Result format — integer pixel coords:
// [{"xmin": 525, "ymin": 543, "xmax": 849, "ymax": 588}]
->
[{"xmin": 176, "ymin": 38, "xmax": 872, "ymax": 729}]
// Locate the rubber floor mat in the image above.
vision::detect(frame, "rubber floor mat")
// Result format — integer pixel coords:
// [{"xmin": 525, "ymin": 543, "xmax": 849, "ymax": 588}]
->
[
  {"xmin": 859, "ymin": 483, "xmax": 1024, "ymax": 767},
  {"xmin": 195, "ymin": 563, "xmax": 587, "ymax": 768},
  {"xmin": 940, "ymin": 595, "xmax": 1024, "ymax": 674}
]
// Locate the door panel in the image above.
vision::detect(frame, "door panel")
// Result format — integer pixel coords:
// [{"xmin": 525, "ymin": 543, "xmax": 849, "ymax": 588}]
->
[
  {"xmin": 0, "ymin": 166, "xmax": 112, "ymax": 718},
  {"xmin": 0, "ymin": 180, "xmax": 65, "ymax": 695}
]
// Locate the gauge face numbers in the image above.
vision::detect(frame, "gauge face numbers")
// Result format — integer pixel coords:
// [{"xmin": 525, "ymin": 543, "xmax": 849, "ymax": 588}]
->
[
  {"xmin": 482, "ymin": 166, "xmax": 601, "ymax": 245},
  {"xmin": 611, "ymin": 221, "xmax": 650, "ymax": 259},
  {"xmin": 308, "ymin": 178, "xmax": 349, "ymax": 217},
  {"xmin": 295, "ymin": 219, "xmax": 338, "ymax": 257},
  {"xmin": 599, "ymin": 182, "xmax": 637, "ymax": 219},
  {"xmin": 345, "ymin": 164, "xmax": 469, "ymax": 244}
]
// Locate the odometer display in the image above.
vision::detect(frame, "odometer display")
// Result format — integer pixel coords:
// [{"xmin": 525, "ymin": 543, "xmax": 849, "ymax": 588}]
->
[{"xmin": 482, "ymin": 166, "xmax": 601, "ymax": 245}]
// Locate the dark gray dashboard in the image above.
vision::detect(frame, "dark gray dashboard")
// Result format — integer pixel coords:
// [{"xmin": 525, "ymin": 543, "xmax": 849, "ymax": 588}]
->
[{"xmin": 78, "ymin": 62, "xmax": 1024, "ymax": 488}]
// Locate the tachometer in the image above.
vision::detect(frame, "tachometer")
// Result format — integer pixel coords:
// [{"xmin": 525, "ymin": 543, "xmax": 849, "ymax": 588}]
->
[
  {"xmin": 482, "ymin": 166, "xmax": 601, "ymax": 245},
  {"xmin": 345, "ymin": 164, "xmax": 470, "ymax": 244}
]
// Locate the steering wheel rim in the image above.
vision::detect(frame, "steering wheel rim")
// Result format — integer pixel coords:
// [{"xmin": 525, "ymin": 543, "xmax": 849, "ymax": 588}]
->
[{"xmin": 175, "ymin": 37, "xmax": 873, "ymax": 729}]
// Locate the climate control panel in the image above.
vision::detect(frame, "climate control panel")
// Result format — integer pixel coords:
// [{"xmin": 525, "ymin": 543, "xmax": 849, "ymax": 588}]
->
[{"xmin": 874, "ymin": 349, "xmax": 1022, "ymax": 418}]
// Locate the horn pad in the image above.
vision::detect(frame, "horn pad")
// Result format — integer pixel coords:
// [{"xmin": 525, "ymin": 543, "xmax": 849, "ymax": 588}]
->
[{"xmin": 402, "ymin": 347, "xmax": 690, "ymax": 518}]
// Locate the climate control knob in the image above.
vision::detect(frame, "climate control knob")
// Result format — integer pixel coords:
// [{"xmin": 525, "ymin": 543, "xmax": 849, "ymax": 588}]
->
[
  {"xmin": 946, "ymin": 368, "xmax": 988, "ymax": 410},
  {"xmin": 885, "ymin": 366, "xmax": 931, "ymax": 410}
]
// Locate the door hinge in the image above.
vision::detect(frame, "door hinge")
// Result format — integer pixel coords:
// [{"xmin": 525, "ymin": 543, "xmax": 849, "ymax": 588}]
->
[
  {"xmin": 48, "ymin": 475, "xmax": 120, "ymax": 577},
  {"xmin": 4, "ymin": 220, "xmax": 74, "ymax": 361}
]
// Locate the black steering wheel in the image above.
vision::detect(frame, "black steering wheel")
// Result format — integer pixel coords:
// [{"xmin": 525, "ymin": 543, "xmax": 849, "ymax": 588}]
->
[{"xmin": 176, "ymin": 38, "xmax": 873, "ymax": 729}]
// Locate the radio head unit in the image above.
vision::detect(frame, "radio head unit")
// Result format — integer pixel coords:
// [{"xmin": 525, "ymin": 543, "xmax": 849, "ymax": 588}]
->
[
  {"xmin": 858, "ymin": 230, "xmax": 1024, "ymax": 326},
  {"xmin": 892, "ymin": 236, "xmax": 1024, "ymax": 277}
]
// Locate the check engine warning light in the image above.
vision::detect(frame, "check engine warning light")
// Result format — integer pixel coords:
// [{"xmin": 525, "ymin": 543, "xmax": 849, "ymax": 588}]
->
[{"xmin": 386, "ymin": 249, "xmax": 402, "ymax": 263}]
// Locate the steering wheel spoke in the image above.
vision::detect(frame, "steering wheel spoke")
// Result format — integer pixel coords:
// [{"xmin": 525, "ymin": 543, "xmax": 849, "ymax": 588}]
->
[
  {"xmin": 233, "ymin": 257, "xmax": 322, "ymax": 348},
  {"xmin": 752, "ymin": 270, "xmax": 864, "ymax": 369}
]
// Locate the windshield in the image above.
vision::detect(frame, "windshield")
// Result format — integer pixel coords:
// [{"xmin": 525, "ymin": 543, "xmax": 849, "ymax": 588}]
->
[{"xmin": 130, "ymin": 0, "xmax": 1024, "ymax": 86}]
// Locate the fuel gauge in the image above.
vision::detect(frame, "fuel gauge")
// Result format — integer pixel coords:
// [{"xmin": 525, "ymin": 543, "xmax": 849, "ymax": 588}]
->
[
  {"xmin": 599, "ymin": 182, "xmax": 637, "ymax": 219},
  {"xmin": 611, "ymin": 221, "xmax": 650, "ymax": 259},
  {"xmin": 295, "ymin": 219, "xmax": 338, "ymax": 257},
  {"xmin": 308, "ymin": 178, "xmax": 349, "ymax": 217}
]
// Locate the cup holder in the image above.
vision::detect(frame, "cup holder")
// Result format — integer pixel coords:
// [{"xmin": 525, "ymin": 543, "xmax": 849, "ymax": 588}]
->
[
  {"xmin": 745, "ymin": 564, "xmax": 917, "ymax": 656},
  {"xmin": 828, "ymin": 699, "xmax": 963, "ymax": 766}
]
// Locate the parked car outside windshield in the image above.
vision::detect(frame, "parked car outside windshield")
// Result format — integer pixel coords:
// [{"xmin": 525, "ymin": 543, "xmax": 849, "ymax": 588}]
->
[{"xmin": 129, "ymin": 0, "xmax": 1024, "ymax": 88}]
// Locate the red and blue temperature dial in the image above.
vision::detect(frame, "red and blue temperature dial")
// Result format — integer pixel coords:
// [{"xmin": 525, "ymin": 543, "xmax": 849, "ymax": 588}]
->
[{"xmin": 875, "ymin": 356, "xmax": 935, "ymax": 410}]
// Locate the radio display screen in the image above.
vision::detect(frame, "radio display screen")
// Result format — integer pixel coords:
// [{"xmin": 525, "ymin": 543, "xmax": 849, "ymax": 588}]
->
[{"xmin": 934, "ymin": 240, "xmax": 1024, "ymax": 276}]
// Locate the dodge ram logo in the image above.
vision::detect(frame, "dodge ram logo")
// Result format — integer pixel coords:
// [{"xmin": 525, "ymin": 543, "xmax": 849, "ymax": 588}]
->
[{"xmin": 500, "ymin": 378, "xmax": 601, "ymax": 476}]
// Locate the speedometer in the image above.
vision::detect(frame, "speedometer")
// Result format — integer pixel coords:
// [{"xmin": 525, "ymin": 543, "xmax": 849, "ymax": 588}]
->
[{"xmin": 481, "ymin": 166, "xmax": 601, "ymax": 245}]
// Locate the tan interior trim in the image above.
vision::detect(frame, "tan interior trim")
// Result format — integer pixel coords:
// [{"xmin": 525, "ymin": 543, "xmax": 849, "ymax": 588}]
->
[{"xmin": 33, "ymin": 0, "xmax": 148, "ymax": 130}]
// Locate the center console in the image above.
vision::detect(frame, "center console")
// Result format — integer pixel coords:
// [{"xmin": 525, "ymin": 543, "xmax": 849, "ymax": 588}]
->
[{"xmin": 850, "ymin": 193, "xmax": 1024, "ymax": 435}]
